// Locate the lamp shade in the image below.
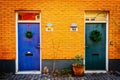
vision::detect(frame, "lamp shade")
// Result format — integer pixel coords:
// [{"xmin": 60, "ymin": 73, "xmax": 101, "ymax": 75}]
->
[
  {"xmin": 46, "ymin": 23, "xmax": 53, "ymax": 27},
  {"xmin": 71, "ymin": 23, "xmax": 77, "ymax": 28}
]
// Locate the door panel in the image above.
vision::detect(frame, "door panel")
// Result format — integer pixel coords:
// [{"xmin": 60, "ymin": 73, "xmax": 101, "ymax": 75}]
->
[
  {"xmin": 18, "ymin": 23, "xmax": 40, "ymax": 71},
  {"xmin": 85, "ymin": 23, "xmax": 106, "ymax": 70}
]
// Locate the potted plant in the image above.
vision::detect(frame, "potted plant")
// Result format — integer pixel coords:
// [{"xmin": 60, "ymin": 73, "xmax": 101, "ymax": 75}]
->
[{"xmin": 72, "ymin": 55, "xmax": 84, "ymax": 76}]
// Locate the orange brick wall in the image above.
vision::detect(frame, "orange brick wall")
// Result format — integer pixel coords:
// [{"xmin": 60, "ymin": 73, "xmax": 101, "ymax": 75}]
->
[{"xmin": 0, "ymin": 0, "xmax": 120, "ymax": 60}]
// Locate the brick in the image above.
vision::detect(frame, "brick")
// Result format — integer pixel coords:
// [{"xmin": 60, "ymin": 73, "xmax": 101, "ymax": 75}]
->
[{"xmin": 0, "ymin": 0, "xmax": 120, "ymax": 59}]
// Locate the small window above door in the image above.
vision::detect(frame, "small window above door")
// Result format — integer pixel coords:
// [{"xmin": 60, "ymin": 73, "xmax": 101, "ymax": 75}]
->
[
  {"xmin": 85, "ymin": 11, "xmax": 108, "ymax": 22},
  {"xmin": 18, "ymin": 12, "xmax": 40, "ymax": 21}
]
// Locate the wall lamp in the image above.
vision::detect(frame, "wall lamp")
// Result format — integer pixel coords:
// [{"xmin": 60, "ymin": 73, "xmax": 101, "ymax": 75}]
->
[
  {"xmin": 46, "ymin": 23, "xmax": 53, "ymax": 32},
  {"xmin": 70, "ymin": 23, "xmax": 78, "ymax": 31}
]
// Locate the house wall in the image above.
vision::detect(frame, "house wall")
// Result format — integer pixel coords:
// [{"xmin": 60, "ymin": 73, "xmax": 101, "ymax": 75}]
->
[{"xmin": 0, "ymin": 0, "xmax": 120, "ymax": 73}]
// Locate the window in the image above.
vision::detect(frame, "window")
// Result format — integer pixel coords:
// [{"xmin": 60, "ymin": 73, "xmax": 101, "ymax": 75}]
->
[{"xmin": 18, "ymin": 13, "xmax": 40, "ymax": 20}]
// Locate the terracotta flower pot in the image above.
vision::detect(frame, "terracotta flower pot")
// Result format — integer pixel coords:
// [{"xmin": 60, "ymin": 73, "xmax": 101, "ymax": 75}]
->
[{"xmin": 72, "ymin": 65, "xmax": 84, "ymax": 76}]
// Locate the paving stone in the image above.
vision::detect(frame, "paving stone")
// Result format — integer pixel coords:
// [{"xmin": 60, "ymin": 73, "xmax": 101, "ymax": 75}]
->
[{"xmin": 0, "ymin": 73, "xmax": 120, "ymax": 80}]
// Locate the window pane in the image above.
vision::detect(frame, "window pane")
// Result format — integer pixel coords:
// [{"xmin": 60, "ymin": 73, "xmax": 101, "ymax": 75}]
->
[{"xmin": 18, "ymin": 13, "xmax": 39, "ymax": 20}]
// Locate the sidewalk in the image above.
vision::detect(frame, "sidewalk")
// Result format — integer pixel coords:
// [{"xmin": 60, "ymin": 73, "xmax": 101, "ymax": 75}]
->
[{"xmin": 0, "ymin": 72, "xmax": 120, "ymax": 80}]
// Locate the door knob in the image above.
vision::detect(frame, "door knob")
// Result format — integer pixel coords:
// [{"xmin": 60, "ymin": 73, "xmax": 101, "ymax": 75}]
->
[
  {"xmin": 36, "ymin": 43, "xmax": 40, "ymax": 49},
  {"xmin": 36, "ymin": 46, "xmax": 40, "ymax": 49}
]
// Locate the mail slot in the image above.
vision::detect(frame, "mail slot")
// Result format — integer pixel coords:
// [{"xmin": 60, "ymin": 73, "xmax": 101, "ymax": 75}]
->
[
  {"xmin": 25, "ymin": 51, "xmax": 33, "ymax": 56},
  {"xmin": 92, "ymin": 52, "xmax": 99, "ymax": 56}
]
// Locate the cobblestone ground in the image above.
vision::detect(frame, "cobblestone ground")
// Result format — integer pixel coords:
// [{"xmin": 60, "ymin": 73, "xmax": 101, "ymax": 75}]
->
[{"xmin": 0, "ymin": 72, "xmax": 120, "ymax": 80}]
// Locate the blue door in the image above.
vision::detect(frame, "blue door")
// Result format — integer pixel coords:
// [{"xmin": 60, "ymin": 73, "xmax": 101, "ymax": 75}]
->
[
  {"xmin": 18, "ymin": 23, "xmax": 40, "ymax": 71},
  {"xmin": 85, "ymin": 23, "xmax": 106, "ymax": 70}
]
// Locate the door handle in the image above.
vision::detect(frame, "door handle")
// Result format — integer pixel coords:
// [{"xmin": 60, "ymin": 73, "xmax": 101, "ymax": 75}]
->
[
  {"xmin": 37, "ymin": 46, "xmax": 40, "ymax": 48},
  {"xmin": 36, "ymin": 43, "xmax": 40, "ymax": 49}
]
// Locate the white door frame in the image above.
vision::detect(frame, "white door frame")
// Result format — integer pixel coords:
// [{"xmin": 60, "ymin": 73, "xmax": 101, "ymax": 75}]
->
[
  {"xmin": 15, "ymin": 12, "xmax": 42, "ymax": 74},
  {"xmin": 84, "ymin": 13, "xmax": 109, "ymax": 73}
]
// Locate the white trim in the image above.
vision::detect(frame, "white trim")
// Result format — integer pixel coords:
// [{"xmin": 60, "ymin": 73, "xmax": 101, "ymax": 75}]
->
[
  {"xmin": 16, "ymin": 12, "xmax": 18, "ymax": 73},
  {"xmin": 16, "ymin": 12, "xmax": 41, "ymax": 74},
  {"xmin": 39, "ymin": 13, "xmax": 42, "ymax": 72},
  {"xmin": 106, "ymin": 13, "xmax": 109, "ymax": 71},
  {"xmin": 85, "ymin": 71, "xmax": 106, "ymax": 73},
  {"xmin": 18, "ymin": 20, "xmax": 40, "ymax": 23},
  {"xmin": 85, "ymin": 21, "xmax": 107, "ymax": 23},
  {"xmin": 16, "ymin": 71, "xmax": 41, "ymax": 74},
  {"xmin": 84, "ymin": 12, "xmax": 86, "ymax": 69},
  {"xmin": 84, "ymin": 12, "xmax": 108, "ymax": 73}
]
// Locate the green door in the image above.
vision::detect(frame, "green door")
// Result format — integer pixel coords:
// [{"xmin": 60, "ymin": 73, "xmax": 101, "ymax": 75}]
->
[{"xmin": 85, "ymin": 23, "xmax": 106, "ymax": 70}]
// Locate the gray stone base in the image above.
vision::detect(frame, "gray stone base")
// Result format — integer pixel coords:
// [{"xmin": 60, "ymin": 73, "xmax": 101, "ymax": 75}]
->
[
  {"xmin": 109, "ymin": 59, "xmax": 120, "ymax": 72},
  {"xmin": 42, "ymin": 59, "xmax": 74, "ymax": 71},
  {"xmin": 0, "ymin": 60, "xmax": 15, "ymax": 73},
  {"xmin": 42, "ymin": 59, "xmax": 120, "ymax": 72},
  {"xmin": 1, "ymin": 59, "xmax": 120, "ymax": 74}
]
